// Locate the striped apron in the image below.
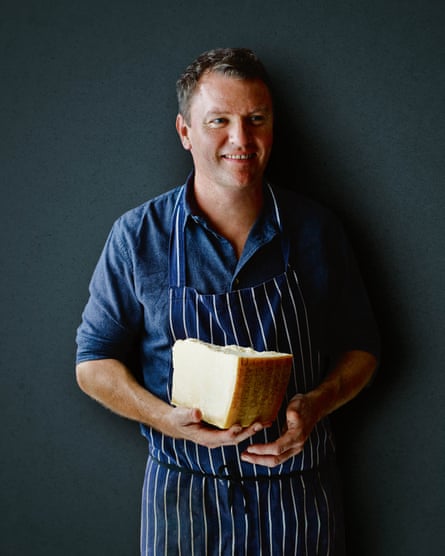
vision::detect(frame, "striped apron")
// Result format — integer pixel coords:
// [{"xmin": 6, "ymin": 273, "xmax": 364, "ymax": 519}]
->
[{"xmin": 141, "ymin": 185, "xmax": 345, "ymax": 555}]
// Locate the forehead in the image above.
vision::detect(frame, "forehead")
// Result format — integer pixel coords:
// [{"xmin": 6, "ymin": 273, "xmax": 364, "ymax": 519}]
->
[{"xmin": 189, "ymin": 72, "xmax": 273, "ymax": 116}]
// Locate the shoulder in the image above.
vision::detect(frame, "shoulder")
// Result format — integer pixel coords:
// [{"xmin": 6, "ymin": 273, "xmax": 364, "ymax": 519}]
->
[
  {"xmin": 95, "ymin": 185, "xmax": 182, "ymax": 273},
  {"xmin": 271, "ymin": 185, "xmax": 340, "ymax": 235},
  {"xmin": 270, "ymin": 184, "xmax": 354, "ymax": 276},
  {"xmin": 111, "ymin": 185, "xmax": 182, "ymax": 244}
]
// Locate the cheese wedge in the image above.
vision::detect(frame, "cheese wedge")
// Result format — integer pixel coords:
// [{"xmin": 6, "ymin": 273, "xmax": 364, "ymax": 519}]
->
[{"xmin": 171, "ymin": 339, "xmax": 293, "ymax": 429}]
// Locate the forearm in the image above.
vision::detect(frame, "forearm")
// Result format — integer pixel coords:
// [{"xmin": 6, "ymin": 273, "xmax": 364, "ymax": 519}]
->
[
  {"xmin": 76, "ymin": 358, "xmax": 264, "ymax": 449},
  {"xmin": 305, "ymin": 350, "xmax": 378, "ymax": 422},
  {"xmin": 76, "ymin": 358, "xmax": 174, "ymax": 434}
]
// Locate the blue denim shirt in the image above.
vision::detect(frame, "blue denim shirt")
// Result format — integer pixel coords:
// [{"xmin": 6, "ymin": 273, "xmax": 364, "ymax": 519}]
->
[{"xmin": 76, "ymin": 175, "xmax": 380, "ymax": 392}]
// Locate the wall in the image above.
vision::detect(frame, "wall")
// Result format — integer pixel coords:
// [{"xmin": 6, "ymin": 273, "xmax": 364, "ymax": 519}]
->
[{"xmin": 2, "ymin": 1, "xmax": 444, "ymax": 554}]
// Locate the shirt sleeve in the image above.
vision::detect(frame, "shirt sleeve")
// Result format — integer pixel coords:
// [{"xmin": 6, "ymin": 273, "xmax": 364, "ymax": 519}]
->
[{"xmin": 76, "ymin": 217, "xmax": 143, "ymax": 368}]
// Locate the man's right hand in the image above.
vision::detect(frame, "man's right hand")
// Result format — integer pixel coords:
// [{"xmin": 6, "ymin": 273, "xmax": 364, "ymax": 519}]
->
[{"xmin": 167, "ymin": 406, "xmax": 268, "ymax": 448}]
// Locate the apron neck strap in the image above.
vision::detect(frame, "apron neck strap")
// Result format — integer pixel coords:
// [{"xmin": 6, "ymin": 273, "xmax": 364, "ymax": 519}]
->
[
  {"xmin": 168, "ymin": 187, "xmax": 187, "ymax": 288},
  {"xmin": 169, "ymin": 183, "xmax": 290, "ymax": 288}
]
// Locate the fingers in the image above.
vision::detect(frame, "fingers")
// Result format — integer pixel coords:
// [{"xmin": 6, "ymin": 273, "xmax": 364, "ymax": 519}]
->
[
  {"xmin": 241, "ymin": 431, "xmax": 306, "ymax": 467},
  {"xmin": 173, "ymin": 395, "xmax": 316, "ymax": 467},
  {"xmin": 171, "ymin": 406, "xmax": 270, "ymax": 449},
  {"xmin": 240, "ymin": 395, "xmax": 321, "ymax": 467},
  {"xmin": 199, "ymin": 421, "xmax": 267, "ymax": 448},
  {"xmin": 223, "ymin": 421, "xmax": 266, "ymax": 443},
  {"xmin": 240, "ymin": 405, "xmax": 310, "ymax": 468}
]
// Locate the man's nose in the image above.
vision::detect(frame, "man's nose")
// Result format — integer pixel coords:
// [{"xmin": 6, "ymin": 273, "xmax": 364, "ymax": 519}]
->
[{"xmin": 229, "ymin": 118, "xmax": 251, "ymax": 146}]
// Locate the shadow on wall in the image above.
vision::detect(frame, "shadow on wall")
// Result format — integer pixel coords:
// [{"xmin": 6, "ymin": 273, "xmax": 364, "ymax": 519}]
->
[
  {"xmin": 267, "ymin": 84, "xmax": 408, "ymax": 554},
  {"xmin": 267, "ymin": 82, "xmax": 405, "ymax": 387}
]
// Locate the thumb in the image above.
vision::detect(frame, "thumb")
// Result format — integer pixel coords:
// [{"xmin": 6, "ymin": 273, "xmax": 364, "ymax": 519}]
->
[
  {"xmin": 286, "ymin": 403, "xmax": 303, "ymax": 430},
  {"xmin": 189, "ymin": 407, "xmax": 202, "ymax": 423},
  {"xmin": 176, "ymin": 406, "xmax": 202, "ymax": 425}
]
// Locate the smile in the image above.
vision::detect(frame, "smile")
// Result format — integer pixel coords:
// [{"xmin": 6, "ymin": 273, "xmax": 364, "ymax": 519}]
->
[{"xmin": 222, "ymin": 154, "xmax": 256, "ymax": 160}]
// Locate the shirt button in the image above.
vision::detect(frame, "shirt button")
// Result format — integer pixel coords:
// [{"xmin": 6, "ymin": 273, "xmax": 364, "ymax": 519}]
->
[{"xmin": 234, "ymin": 278, "xmax": 240, "ymax": 286}]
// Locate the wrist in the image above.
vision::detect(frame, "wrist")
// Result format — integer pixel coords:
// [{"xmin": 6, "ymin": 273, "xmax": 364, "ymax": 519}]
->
[{"xmin": 304, "ymin": 383, "xmax": 339, "ymax": 423}]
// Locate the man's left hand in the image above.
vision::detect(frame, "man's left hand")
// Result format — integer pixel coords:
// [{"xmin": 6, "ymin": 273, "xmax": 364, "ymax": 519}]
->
[{"xmin": 240, "ymin": 394, "xmax": 319, "ymax": 468}]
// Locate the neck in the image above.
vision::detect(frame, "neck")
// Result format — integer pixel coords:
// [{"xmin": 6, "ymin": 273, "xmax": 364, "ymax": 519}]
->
[{"xmin": 192, "ymin": 178, "xmax": 264, "ymax": 259}]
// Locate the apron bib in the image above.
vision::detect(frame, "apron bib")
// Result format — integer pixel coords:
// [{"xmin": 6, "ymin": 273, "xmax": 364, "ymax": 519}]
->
[{"xmin": 141, "ymin": 185, "xmax": 343, "ymax": 555}]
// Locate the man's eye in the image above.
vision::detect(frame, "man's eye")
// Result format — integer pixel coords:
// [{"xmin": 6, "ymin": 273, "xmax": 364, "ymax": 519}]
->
[
  {"xmin": 250, "ymin": 115, "xmax": 265, "ymax": 124},
  {"xmin": 210, "ymin": 118, "xmax": 227, "ymax": 126}
]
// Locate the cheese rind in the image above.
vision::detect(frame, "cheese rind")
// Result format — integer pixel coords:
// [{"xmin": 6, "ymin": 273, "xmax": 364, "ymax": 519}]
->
[{"xmin": 171, "ymin": 339, "xmax": 293, "ymax": 429}]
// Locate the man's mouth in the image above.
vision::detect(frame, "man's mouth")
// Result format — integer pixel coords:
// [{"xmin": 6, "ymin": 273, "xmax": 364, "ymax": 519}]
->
[{"xmin": 222, "ymin": 153, "xmax": 256, "ymax": 160}]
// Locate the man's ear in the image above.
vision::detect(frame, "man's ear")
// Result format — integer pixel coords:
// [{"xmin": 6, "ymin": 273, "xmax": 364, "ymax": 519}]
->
[{"xmin": 176, "ymin": 114, "xmax": 192, "ymax": 151}]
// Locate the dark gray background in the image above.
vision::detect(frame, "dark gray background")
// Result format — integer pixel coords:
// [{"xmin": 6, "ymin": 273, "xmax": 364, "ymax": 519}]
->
[{"xmin": 2, "ymin": 1, "xmax": 444, "ymax": 554}]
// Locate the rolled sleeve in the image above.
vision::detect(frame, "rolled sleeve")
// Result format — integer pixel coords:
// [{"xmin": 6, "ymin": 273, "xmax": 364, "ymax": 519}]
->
[{"xmin": 76, "ymin": 219, "xmax": 143, "ymax": 366}]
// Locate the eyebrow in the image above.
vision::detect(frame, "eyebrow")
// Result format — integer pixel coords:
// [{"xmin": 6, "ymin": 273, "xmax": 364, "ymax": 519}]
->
[{"xmin": 206, "ymin": 105, "xmax": 272, "ymax": 117}]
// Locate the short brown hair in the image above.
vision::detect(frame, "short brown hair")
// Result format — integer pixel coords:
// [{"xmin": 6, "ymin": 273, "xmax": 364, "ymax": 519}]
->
[{"xmin": 176, "ymin": 48, "xmax": 272, "ymax": 123}]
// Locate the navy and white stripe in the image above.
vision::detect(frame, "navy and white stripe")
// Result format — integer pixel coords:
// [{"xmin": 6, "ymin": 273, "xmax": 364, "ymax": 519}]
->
[
  {"xmin": 142, "ymin": 456, "xmax": 342, "ymax": 555},
  {"xmin": 141, "ymin": 185, "xmax": 342, "ymax": 555}
]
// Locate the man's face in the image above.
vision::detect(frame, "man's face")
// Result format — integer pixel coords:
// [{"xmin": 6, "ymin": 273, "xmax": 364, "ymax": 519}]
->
[{"xmin": 176, "ymin": 72, "xmax": 274, "ymax": 194}]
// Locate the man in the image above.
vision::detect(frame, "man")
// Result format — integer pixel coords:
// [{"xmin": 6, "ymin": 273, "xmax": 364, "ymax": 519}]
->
[{"xmin": 76, "ymin": 48, "xmax": 379, "ymax": 555}]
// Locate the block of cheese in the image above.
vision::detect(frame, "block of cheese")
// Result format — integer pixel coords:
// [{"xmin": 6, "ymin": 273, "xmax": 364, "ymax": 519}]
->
[{"xmin": 171, "ymin": 339, "xmax": 293, "ymax": 429}]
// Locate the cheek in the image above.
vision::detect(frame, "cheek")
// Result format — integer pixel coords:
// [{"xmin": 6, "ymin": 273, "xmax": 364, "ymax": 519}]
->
[
  {"xmin": 190, "ymin": 143, "xmax": 219, "ymax": 167},
  {"xmin": 258, "ymin": 126, "xmax": 273, "ymax": 146},
  {"xmin": 261, "ymin": 135, "xmax": 274, "ymax": 156}
]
